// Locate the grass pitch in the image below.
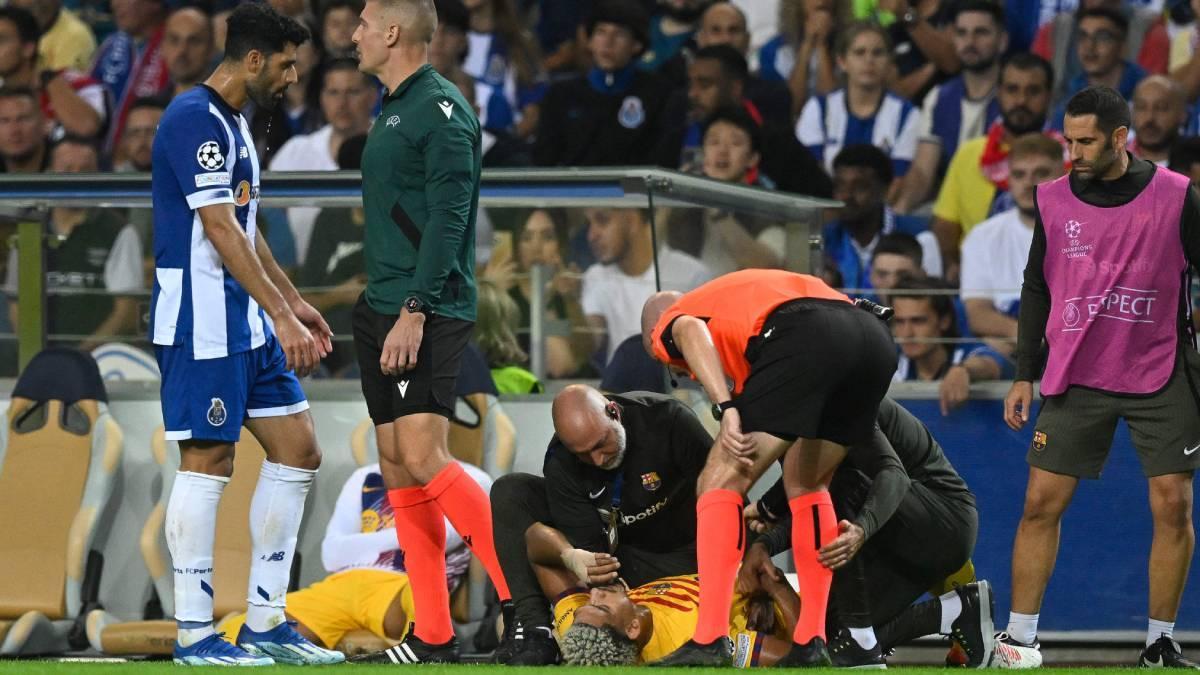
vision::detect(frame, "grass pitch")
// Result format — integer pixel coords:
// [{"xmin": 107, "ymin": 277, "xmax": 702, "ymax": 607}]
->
[{"xmin": 0, "ymin": 663, "xmax": 1146, "ymax": 673}]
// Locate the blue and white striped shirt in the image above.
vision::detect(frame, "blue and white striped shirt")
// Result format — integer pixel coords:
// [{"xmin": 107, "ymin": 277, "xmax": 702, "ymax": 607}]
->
[
  {"xmin": 796, "ymin": 88, "xmax": 921, "ymax": 177},
  {"xmin": 150, "ymin": 85, "xmax": 269, "ymax": 360}
]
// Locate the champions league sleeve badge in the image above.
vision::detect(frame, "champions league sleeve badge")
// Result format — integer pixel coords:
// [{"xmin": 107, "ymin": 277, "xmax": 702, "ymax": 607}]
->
[{"xmin": 618, "ymin": 96, "xmax": 646, "ymax": 130}]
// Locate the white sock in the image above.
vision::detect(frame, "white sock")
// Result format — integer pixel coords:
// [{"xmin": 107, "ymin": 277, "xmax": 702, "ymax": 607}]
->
[
  {"xmin": 244, "ymin": 461, "xmax": 315, "ymax": 632},
  {"xmin": 165, "ymin": 471, "xmax": 228, "ymax": 645},
  {"xmin": 1006, "ymin": 612, "xmax": 1039, "ymax": 645},
  {"xmin": 939, "ymin": 589, "xmax": 963, "ymax": 634},
  {"xmin": 849, "ymin": 626, "xmax": 877, "ymax": 650},
  {"xmin": 1148, "ymin": 619, "xmax": 1175, "ymax": 647}
]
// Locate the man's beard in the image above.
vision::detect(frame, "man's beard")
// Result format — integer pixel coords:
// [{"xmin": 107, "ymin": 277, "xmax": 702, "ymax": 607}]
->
[
  {"xmin": 1137, "ymin": 126, "xmax": 1177, "ymax": 154},
  {"xmin": 1018, "ymin": 205, "xmax": 1039, "ymax": 220},
  {"xmin": 247, "ymin": 74, "xmax": 284, "ymax": 111},
  {"xmin": 1002, "ymin": 106, "xmax": 1046, "ymax": 136},
  {"xmin": 1074, "ymin": 138, "xmax": 1117, "ymax": 182},
  {"xmin": 962, "ymin": 54, "xmax": 997, "ymax": 74},
  {"xmin": 601, "ymin": 424, "xmax": 628, "ymax": 470}
]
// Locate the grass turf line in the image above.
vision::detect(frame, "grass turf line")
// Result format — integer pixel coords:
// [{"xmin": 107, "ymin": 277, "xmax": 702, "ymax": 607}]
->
[{"xmin": 0, "ymin": 665, "xmax": 1145, "ymax": 673}]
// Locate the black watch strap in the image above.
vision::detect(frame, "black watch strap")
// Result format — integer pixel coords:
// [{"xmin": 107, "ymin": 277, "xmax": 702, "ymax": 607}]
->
[{"xmin": 711, "ymin": 400, "xmax": 736, "ymax": 420}]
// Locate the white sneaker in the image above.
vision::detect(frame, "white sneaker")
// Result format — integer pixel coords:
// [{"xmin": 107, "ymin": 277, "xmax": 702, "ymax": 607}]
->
[{"xmin": 989, "ymin": 632, "xmax": 1042, "ymax": 669}]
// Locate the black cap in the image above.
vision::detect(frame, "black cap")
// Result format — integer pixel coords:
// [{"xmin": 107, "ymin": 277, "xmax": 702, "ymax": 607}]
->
[
  {"xmin": 587, "ymin": 0, "xmax": 650, "ymax": 51},
  {"xmin": 434, "ymin": 0, "xmax": 469, "ymax": 34}
]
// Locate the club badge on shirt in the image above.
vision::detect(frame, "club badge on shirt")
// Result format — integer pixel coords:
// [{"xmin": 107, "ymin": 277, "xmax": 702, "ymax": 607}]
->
[{"xmin": 619, "ymin": 96, "xmax": 645, "ymax": 130}]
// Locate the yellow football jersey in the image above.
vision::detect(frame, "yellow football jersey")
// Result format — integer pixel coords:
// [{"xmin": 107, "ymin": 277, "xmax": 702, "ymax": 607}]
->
[{"xmin": 553, "ymin": 575, "xmax": 788, "ymax": 667}]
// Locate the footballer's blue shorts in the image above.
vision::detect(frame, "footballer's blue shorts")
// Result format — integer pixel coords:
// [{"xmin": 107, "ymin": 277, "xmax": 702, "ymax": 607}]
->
[{"xmin": 156, "ymin": 334, "xmax": 308, "ymax": 443}]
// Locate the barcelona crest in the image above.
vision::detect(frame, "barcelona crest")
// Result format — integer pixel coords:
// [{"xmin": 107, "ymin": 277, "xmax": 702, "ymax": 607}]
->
[{"xmin": 641, "ymin": 472, "xmax": 662, "ymax": 491}]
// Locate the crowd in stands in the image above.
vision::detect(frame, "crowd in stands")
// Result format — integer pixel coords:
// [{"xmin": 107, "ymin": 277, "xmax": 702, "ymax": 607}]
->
[{"xmin": 6, "ymin": 0, "xmax": 1200, "ymax": 408}]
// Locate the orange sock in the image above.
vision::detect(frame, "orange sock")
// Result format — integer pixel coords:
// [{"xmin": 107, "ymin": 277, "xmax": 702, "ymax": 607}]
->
[
  {"xmin": 790, "ymin": 491, "xmax": 838, "ymax": 644},
  {"xmin": 425, "ymin": 462, "xmax": 511, "ymax": 601},
  {"xmin": 388, "ymin": 486, "xmax": 453, "ymax": 644},
  {"xmin": 694, "ymin": 489, "xmax": 745, "ymax": 644}
]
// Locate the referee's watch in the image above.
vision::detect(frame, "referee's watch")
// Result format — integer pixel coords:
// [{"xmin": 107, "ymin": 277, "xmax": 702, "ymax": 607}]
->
[
  {"xmin": 711, "ymin": 400, "xmax": 736, "ymax": 421},
  {"xmin": 403, "ymin": 296, "xmax": 427, "ymax": 315}
]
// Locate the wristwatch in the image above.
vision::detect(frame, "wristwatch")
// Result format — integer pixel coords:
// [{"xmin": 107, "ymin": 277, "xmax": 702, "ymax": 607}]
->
[
  {"xmin": 711, "ymin": 400, "xmax": 736, "ymax": 421},
  {"xmin": 403, "ymin": 295, "xmax": 426, "ymax": 315}
]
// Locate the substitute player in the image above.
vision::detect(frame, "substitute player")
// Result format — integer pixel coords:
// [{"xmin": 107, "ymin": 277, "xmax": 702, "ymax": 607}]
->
[
  {"xmin": 640, "ymin": 269, "xmax": 897, "ymax": 666},
  {"xmin": 1000, "ymin": 85, "xmax": 1200, "ymax": 669},
  {"xmin": 348, "ymin": 0, "xmax": 511, "ymax": 663},
  {"xmin": 150, "ymin": 3, "xmax": 343, "ymax": 666}
]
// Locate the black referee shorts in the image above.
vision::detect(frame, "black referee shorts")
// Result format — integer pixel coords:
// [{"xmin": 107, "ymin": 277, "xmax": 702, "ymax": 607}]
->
[
  {"xmin": 736, "ymin": 298, "xmax": 897, "ymax": 447},
  {"xmin": 352, "ymin": 294, "xmax": 473, "ymax": 425}
]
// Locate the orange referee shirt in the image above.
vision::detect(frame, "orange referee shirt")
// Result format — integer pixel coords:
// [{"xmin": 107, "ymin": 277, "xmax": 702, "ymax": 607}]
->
[{"xmin": 649, "ymin": 270, "xmax": 849, "ymax": 395}]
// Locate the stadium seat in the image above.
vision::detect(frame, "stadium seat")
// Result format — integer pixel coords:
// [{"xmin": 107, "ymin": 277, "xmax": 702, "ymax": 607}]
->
[
  {"xmin": 0, "ymin": 348, "xmax": 123, "ymax": 656},
  {"xmin": 86, "ymin": 428, "xmax": 294, "ymax": 656}
]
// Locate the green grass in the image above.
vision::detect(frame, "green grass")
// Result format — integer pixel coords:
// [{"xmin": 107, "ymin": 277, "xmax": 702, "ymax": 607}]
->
[{"xmin": 0, "ymin": 664, "xmax": 1145, "ymax": 673}]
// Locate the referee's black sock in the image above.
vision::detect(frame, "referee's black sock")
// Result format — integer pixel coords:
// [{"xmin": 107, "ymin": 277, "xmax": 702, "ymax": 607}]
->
[
  {"xmin": 490, "ymin": 473, "xmax": 554, "ymax": 628},
  {"xmin": 876, "ymin": 597, "xmax": 942, "ymax": 653}
]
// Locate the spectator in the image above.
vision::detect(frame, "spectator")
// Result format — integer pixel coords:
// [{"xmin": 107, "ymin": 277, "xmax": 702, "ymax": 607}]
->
[
  {"xmin": 858, "ymin": 0, "xmax": 960, "ymax": 103},
  {"xmin": 1169, "ymin": 0, "xmax": 1200, "ymax": 101},
  {"xmin": 1169, "ymin": 136, "xmax": 1200, "ymax": 188},
  {"xmin": 297, "ymin": 134, "xmax": 368, "ymax": 378},
  {"xmin": 823, "ymin": 144, "xmax": 940, "ymax": 292},
  {"xmin": 462, "ymin": 0, "xmax": 545, "ymax": 138},
  {"xmin": 656, "ymin": 44, "xmax": 830, "ymax": 195},
  {"xmin": 756, "ymin": 0, "xmax": 844, "ymax": 115},
  {"xmin": 1129, "ymin": 75, "xmax": 1187, "ymax": 167},
  {"xmin": 92, "ymin": 0, "xmax": 170, "ymax": 154},
  {"xmin": 889, "ymin": 276, "xmax": 1010, "ymax": 416},
  {"xmin": 5, "ymin": 137, "xmax": 143, "ymax": 350},
  {"xmin": 867, "ymin": 231, "xmax": 925, "ymax": 302},
  {"xmin": 1054, "ymin": 6, "xmax": 1146, "ymax": 116},
  {"xmin": 666, "ymin": 106, "xmax": 786, "ymax": 276},
  {"xmin": 116, "ymin": 97, "xmax": 164, "ymax": 172},
  {"xmin": 430, "ymin": 0, "xmax": 471, "ymax": 85},
  {"xmin": 498, "ymin": 208, "xmax": 591, "ymax": 378},
  {"xmin": 115, "ymin": 96, "xmax": 166, "ymax": 261},
  {"xmin": 0, "ymin": 6, "xmax": 107, "ymax": 141},
  {"xmin": 581, "ymin": 207, "xmax": 712, "ymax": 365},
  {"xmin": 8, "ymin": 0, "xmax": 96, "ymax": 72},
  {"xmin": 273, "ymin": 34, "xmax": 322, "ymax": 140},
  {"xmin": 694, "ymin": 2, "xmax": 791, "ymax": 128},
  {"xmin": 534, "ymin": 0, "xmax": 672, "ymax": 167},
  {"xmin": 162, "ymin": 6, "xmax": 215, "ymax": 98},
  {"xmin": 476, "ymin": 279, "xmax": 544, "ymax": 394},
  {"xmin": 930, "ymin": 53, "xmax": 1060, "ymax": 280},
  {"xmin": 1033, "ymin": 0, "xmax": 1167, "ymax": 103},
  {"xmin": 320, "ymin": 0, "xmax": 362, "ymax": 58},
  {"xmin": 960, "ymin": 133, "xmax": 1066, "ymax": 353},
  {"xmin": 898, "ymin": 0, "xmax": 1007, "ymax": 213},
  {"xmin": 269, "ymin": 58, "xmax": 378, "ymax": 266},
  {"xmin": 796, "ymin": 21, "xmax": 921, "ymax": 199},
  {"xmin": 532, "ymin": 0, "xmax": 591, "ymax": 75},
  {"xmin": 0, "ymin": 87, "xmax": 49, "ymax": 173},
  {"xmin": 641, "ymin": 0, "xmax": 711, "ymax": 77}
]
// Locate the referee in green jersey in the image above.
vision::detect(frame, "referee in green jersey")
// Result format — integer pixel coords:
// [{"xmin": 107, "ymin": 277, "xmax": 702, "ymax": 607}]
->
[{"xmin": 348, "ymin": 0, "xmax": 511, "ymax": 663}]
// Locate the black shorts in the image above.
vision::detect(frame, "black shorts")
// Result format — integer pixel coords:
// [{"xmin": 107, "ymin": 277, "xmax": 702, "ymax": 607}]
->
[
  {"xmin": 352, "ymin": 294, "xmax": 473, "ymax": 425},
  {"xmin": 736, "ymin": 299, "xmax": 897, "ymax": 446}
]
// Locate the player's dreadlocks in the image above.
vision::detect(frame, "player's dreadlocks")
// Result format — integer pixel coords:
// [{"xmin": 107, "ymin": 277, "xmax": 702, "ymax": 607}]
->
[{"xmin": 560, "ymin": 624, "xmax": 639, "ymax": 666}]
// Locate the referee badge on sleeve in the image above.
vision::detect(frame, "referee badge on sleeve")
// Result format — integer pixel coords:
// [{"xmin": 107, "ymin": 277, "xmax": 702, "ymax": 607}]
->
[{"xmin": 1033, "ymin": 431, "xmax": 1047, "ymax": 452}]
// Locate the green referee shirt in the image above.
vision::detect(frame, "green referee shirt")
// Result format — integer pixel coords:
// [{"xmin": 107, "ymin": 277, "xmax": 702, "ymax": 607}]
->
[{"xmin": 361, "ymin": 63, "xmax": 480, "ymax": 320}]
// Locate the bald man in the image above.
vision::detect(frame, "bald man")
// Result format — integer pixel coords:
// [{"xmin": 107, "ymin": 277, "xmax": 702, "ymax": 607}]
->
[
  {"xmin": 163, "ymin": 7, "xmax": 215, "ymax": 97},
  {"xmin": 489, "ymin": 385, "xmax": 713, "ymax": 665},
  {"xmin": 1131, "ymin": 75, "xmax": 1188, "ymax": 166}
]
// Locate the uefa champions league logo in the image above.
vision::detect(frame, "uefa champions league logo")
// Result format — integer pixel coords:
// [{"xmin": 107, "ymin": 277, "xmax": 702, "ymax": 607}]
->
[
  {"xmin": 1065, "ymin": 220, "xmax": 1082, "ymax": 240},
  {"xmin": 196, "ymin": 141, "xmax": 224, "ymax": 171}
]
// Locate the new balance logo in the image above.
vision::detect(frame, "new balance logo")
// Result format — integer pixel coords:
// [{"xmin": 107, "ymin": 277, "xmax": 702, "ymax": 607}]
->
[
  {"xmin": 398, "ymin": 380, "xmax": 410, "ymax": 398},
  {"xmin": 261, "ymin": 551, "xmax": 286, "ymax": 562},
  {"xmin": 438, "ymin": 100, "xmax": 454, "ymax": 119}
]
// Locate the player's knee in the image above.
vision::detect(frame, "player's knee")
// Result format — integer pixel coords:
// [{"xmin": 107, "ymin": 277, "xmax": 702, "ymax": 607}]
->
[
  {"xmin": 1150, "ymin": 487, "xmax": 1194, "ymax": 530},
  {"xmin": 288, "ymin": 443, "xmax": 322, "ymax": 471},
  {"xmin": 697, "ymin": 460, "xmax": 750, "ymax": 494},
  {"xmin": 1021, "ymin": 489, "xmax": 1068, "ymax": 524},
  {"xmin": 492, "ymin": 473, "xmax": 537, "ymax": 512}
]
